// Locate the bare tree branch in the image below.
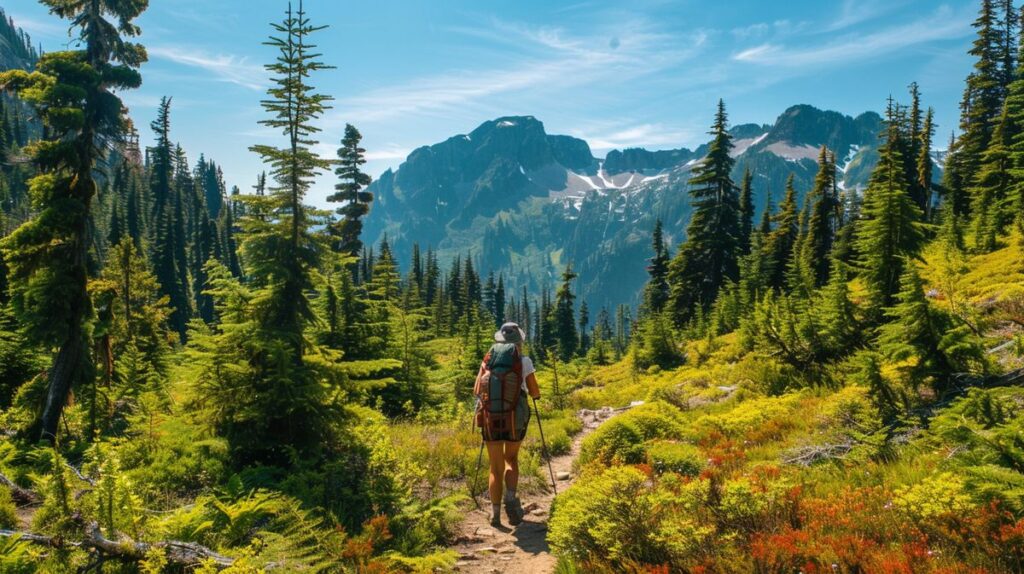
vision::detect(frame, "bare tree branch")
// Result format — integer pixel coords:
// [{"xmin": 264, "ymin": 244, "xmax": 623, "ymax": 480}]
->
[{"xmin": 0, "ymin": 522, "xmax": 234, "ymax": 570}]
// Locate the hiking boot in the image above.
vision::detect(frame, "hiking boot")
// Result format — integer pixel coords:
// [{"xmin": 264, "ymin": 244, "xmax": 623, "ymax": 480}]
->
[
  {"xmin": 490, "ymin": 504, "xmax": 502, "ymax": 528},
  {"xmin": 505, "ymin": 497, "xmax": 525, "ymax": 526}
]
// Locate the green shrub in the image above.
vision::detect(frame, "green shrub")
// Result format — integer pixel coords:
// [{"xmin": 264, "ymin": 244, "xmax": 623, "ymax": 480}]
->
[
  {"xmin": 894, "ymin": 472, "xmax": 973, "ymax": 521},
  {"xmin": 579, "ymin": 418, "xmax": 646, "ymax": 465},
  {"xmin": 549, "ymin": 466, "xmax": 668, "ymax": 565},
  {"xmin": 578, "ymin": 402, "xmax": 684, "ymax": 466},
  {"xmin": 539, "ymin": 413, "xmax": 583, "ymax": 457},
  {"xmin": 646, "ymin": 441, "xmax": 705, "ymax": 477},
  {"xmin": 117, "ymin": 415, "xmax": 229, "ymax": 503},
  {"xmin": 632, "ymin": 312, "xmax": 684, "ymax": 370},
  {"xmin": 0, "ymin": 486, "xmax": 17, "ymax": 529},
  {"xmin": 545, "ymin": 431, "xmax": 571, "ymax": 457},
  {"xmin": 388, "ymin": 494, "xmax": 464, "ymax": 555},
  {"xmin": 549, "ymin": 466, "xmax": 714, "ymax": 568},
  {"xmin": 627, "ymin": 403, "xmax": 685, "ymax": 438}
]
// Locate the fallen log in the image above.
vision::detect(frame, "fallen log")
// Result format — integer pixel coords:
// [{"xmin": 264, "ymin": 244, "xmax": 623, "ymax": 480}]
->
[
  {"xmin": 0, "ymin": 522, "xmax": 234, "ymax": 569},
  {"xmin": 0, "ymin": 472, "xmax": 39, "ymax": 506},
  {"xmin": 782, "ymin": 441, "xmax": 854, "ymax": 466}
]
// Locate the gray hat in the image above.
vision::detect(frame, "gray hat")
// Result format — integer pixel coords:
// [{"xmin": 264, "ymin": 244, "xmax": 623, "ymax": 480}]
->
[{"xmin": 495, "ymin": 322, "xmax": 525, "ymax": 344}]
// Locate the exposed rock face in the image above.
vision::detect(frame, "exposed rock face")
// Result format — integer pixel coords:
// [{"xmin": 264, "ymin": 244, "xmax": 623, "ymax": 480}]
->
[{"xmin": 364, "ymin": 105, "xmax": 933, "ymax": 314}]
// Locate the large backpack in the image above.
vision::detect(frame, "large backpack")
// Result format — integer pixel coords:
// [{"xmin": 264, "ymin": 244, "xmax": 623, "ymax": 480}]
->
[{"xmin": 476, "ymin": 343, "xmax": 526, "ymax": 440}]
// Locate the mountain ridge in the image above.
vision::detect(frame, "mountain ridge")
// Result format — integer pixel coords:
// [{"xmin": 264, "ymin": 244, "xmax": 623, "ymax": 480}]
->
[{"xmin": 364, "ymin": 104, "xmax": 930, "ymax": 313}]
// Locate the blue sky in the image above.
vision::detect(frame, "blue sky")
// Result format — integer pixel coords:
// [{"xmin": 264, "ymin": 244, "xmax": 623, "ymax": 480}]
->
[{"xmin": 8, "ymin": 0, "xmax": 980, "ymax": 205}]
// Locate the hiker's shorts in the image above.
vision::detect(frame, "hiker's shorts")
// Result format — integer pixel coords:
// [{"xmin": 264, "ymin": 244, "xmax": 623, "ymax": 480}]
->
[{"xmin": 483, "ymin": 404, "xmax": 530, "ymax": 442}]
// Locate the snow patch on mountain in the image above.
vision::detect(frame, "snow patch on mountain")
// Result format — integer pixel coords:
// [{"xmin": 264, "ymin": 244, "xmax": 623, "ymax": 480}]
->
[
  {"xmin": 837, "ymin": 144, "xmax": 860, "ymax": 174},
  {"xmin": 765, "ymin": 142, "xmax": 819, "ymax": 163},
  {"xmin": 731, "ymin": 131, "xmax": 770, "ymax": 157}
]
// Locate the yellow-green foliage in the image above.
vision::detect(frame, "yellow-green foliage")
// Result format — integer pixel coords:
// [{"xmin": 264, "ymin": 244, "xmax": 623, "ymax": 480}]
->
[
  {"xmin": 535, "ymin": 412, "xmax": 583, "ymax": 457},
  {"xmin": 0, "ymin": 535, "xmax": 40, "ymax": 574},
  {"xmin": 0, "ymin": 485, "xmax": 16, "ymax": 529},
  {"xmin": 645, "ymin": 441, "xmax": 704, "ymax": 476},
  {"xmin": 692, "ymin": 392, "xmax": 805, "ymax": 438},
  {"xmin": 548, "ymin": 466, "xmax": 715, "ymax": 567},
  {"xmin": 893, "ymin": 472, "xmax": 974, "ymax": 520},
  {"xmin": 115, "ymin": 400, "xmax": 230, "ymax": 505},
  {"xmin": 716, "ymin": 476, "xmax": 792, "ymax": 534},
  {"xmin": 389, "ymin": 421, "xmax": 476, "ymax": 495},
  {"xmin": 574, "ymin": 359, "xmax": 723, "ymax": 410},
  {"xmin": 578, "ymin": 401, "xmax": 684, "ymax": 465},
  {"xmin": 350, "ymin": 406, "xmax": 424, "ymax": 515}
]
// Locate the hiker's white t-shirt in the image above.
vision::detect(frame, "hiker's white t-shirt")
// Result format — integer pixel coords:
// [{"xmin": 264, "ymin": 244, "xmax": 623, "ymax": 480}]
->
[{"xmin": 521, "ymin": 356, "xmax": 536, "ymax": 392}]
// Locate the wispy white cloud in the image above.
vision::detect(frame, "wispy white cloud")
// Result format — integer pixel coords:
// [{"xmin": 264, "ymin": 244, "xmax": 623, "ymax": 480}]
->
[
  {"xmin": 116, "ymin": 92, "xmax": 169, "ymax": 110},
  {"xmin": 731, "ymin": 19, "xmax": 807, "ymax": 40},
  {"xmin": 148, "ymin": 46, "xmax": 265, "ymax": 91},
  {"xmin": 824, "ymin": 0, "xmax": 906, "ymax": 33},
  {"xmin": 734, "ymin": 4, "xmax": 972, "ymax": 68},
  {"xmin": 365, "ymin": 145, "xmax": 414, "ymax": 162},
  {"xmin": 335, "ymin": 17, "xmax": 705, "ymax": 122},
  {"xmin": 570, "ymin": 121, "xmax": 693, "ymax": 152},
  {"xmin": 5, "ymin": 13, "xmax": 66, "ymax": 40}
]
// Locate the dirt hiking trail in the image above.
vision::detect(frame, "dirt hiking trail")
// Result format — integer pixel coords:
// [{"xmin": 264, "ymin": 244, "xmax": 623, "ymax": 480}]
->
[{"xmin": 451, "ymin": 406, "xmax": 628, "ymax": 574}]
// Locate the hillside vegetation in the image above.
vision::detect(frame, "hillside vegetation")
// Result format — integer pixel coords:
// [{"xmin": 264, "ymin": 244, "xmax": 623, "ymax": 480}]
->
[
  {"xmin": 0, "ymin": 0, "xmax": 1023, "ymax": 573},
  {"xmin": 546, "ymin": 234, "xmax": 1024, "ymax": 572}
]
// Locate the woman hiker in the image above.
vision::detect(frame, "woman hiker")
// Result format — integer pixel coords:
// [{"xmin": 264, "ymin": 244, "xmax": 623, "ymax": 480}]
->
[{"xmin": 474, "ymin": 322, "xmax": 541, "ymax": 527}]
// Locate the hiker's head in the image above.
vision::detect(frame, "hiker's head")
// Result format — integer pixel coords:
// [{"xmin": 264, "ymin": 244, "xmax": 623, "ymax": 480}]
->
[{"xmin": 495, "ymin": 322, "xmax": 525, "ymax": 346}]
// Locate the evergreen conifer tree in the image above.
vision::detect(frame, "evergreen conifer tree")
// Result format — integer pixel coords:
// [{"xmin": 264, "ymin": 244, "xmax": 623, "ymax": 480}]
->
[
  {"xmin": 763, "ymin": 174, "xmax": 800, "ymax": 292},
  {"xmin": 149, "ymin": 98, "xmax": 191, "ymax": 339},
  {"xmin": 0, "ymin": 0, "xmax": 147, "ymax": 441},
  {"xmin": 578, "ymin": 300, "xmax": 590, "ymax": 354},
  {"xmin": 328, "ymin": 123, "xmax": 373, "ymax": 257},
  {"xmin": 974, "ymin": 100, "xmax": 1014, "ymax": 252},
  {"xmin": 643, "ymin": 219, "xmax": 671, "ymax": 314},
  {"xmin": 957, "ymin": 0, "xmax": 1005, "ymax": 210},
  {"xmin": 799, "ymin": 147, "xmax": 838, "ymax": 289},
  {"xmin": 917, "ymin": 109, "xmax": 936, "ymax": 220},
  {"xmin": 855, "ymin": 98, "xmax": 925, "ymax": 316},
  {"xmin": 217, "ymin": 0, "xmax": 339, "ymax": 463},
  {"xmin": 494, "ymin": 274, "xmax": 506, "ymax": 326},
  {"xmin": 878, "ymin": 265, "xmax": 985, "ymax": 392},
  {"xmin": 739, "ymin": 166, "xmax": 754, "ymax": 255},
  {"xmin": 667, "ymin": 100, "xmax": 741, "ymax": 323}
]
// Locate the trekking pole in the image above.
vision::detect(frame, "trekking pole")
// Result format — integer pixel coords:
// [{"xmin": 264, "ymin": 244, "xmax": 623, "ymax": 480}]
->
[
  {"xmin": 532, "ymin": 397, "xmax": 557, "ymax": 495},
  {"xmin": 470, "ymin": 440, "xmax": 484, "ymax": 510},
  {"xmin": 468, "ymin": 396, "xmax": 484, "ymax": 509}
]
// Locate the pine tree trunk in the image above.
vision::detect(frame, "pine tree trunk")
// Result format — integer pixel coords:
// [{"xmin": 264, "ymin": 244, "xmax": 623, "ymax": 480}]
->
[
  {"xmin": 40, "ymin": 142, "xmax": 94, "ymax": 443},
  {"xmin": 40, "ymin": 320, "xmax": 85, "ymax": 442}
]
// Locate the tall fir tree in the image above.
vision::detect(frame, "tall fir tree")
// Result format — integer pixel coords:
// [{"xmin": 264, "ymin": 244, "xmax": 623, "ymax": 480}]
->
[
  {"xmin": 220, "ymin": 0, "xmax": 338, "ymax": 463},
  {"xmin": 578, "ymin": 300, "xmax": 590, "ymax": 354},
  {"xmin": 0, "ymin": 0, "xmax": 147, "ymax": 441},
  {"xmin": 494, "ymin": 274, "xmax": 506, "ymax": 326},
  {"xmin": 957, "ymin": 0, "xmax": 1005, "ymax": 214},
  {"xmin": 328, "ymin": 123, "xmax": 373, "ymax": 257},
  {"xmin": 149, "ymin": 98, "xmax": 191, "ymax": 339},
  {"xmin": 855, "ymin": 98, "xmax": 926, "ymax": 317},
  {"xmin": 551, "ymin": 265, "xmax": 578, "ymax": 362},
  {"xmin": 738, "ymin": 166, "xmax": 755, "ymax": 255},
  {"xmin": 763, "ymin": 174, "xmax": 800, "ymax": 292},
  {"xmin": 643, "ymin": 219, "xmax": 671, "ymax": 314},
  {"xmin": 667, "ymin": 100, "xmax": 741, "ymax": 324},
  {"xmin": 917, "ymin": 107, "xmax": 936, "ymax": 220},
  {"xmin": 798, "ymin": 146, "xmax": 838, "ymax": 289},
  {"xmin": 973, "ymin": 99, "xmax": 1013, "ymax": 251}
]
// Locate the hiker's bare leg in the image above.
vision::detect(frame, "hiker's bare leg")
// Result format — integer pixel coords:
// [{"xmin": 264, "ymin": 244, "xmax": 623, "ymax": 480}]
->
[
  {"xmin": 486, "ymin": 441, "xmax": 506, "ymax": 505},
  {"xmin": 503, "ymin": 441, "xmax": 521, "ymax": 493}
]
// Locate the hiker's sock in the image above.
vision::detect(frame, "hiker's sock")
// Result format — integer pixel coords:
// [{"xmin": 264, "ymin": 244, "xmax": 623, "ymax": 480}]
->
[
  {"xmin": 492, "ymin": 503, "xmax": 502, "ymax": 518},
  {"xmin": 504, "ymin": 487, "xmax": 517, "ymax": 503}
]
